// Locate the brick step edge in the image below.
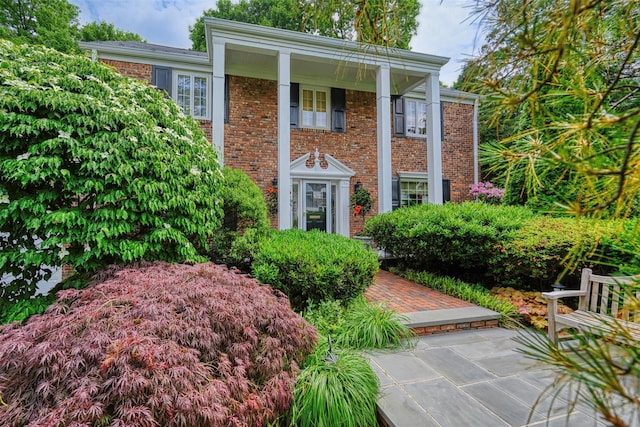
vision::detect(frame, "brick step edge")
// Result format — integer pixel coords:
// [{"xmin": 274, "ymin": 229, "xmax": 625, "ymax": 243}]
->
[
  {"xmin": 401, "ymin": 306, "xmax": 502, "ymax": 337},
  {"xmin": 410, "ymin": 319, "xmax": 499, "ymax": 336}
]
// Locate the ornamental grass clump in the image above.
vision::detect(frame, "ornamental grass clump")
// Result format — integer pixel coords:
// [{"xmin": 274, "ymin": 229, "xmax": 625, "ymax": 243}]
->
[
  {"xmin": 334, "ymin": 296, "xmax": 412, "ymax": 350},
  {"xmin": 289, "ymin": 348, "xmax": 379, "ymax": 427},
  {"xmin": 0, "ymin": 262, "xmax": 317, "ymax": 426}
]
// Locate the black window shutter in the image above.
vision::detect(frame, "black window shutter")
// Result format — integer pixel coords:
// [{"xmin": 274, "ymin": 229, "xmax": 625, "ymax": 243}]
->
[
  {"xmin": 152, "ymin": 65, "xmax": 172, "ymax": 97},
  {"xmin": 442, "ymin": 179, "xmax": 451, "ymax": 203},
  {"xmin": 224, "ymin": 74, "xmax": 229, "ymax": 124},
  {"xmin": 392, "ymin": 95, "xmax": 405, "ymax": 137},
  {"xmin": 440, "ymin": 102, "xmax": 445, "ymax": 141},
  {"xmin": 331, "ymin": 87, "xmax": 346, "ymax": 132},
  {"xmin": 290, "ymin": 83, "xmax": 299, "ymax": 128},
  {"xmin": 392, "ymin": 177, "xmax": 400, "ymax": 210}
]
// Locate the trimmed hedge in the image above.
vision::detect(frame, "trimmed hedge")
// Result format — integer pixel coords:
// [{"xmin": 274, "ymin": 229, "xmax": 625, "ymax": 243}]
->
[
  {"xmin": 252, "ymin": 229, "xmax": 379, "ymax": 311},
  {"xmin": 368, "ymin": 203, "xmax": 638, "ymax": 290},
  {"xmin": 365, "ymin": 202, "xmax": 534, "ymax": 274}
]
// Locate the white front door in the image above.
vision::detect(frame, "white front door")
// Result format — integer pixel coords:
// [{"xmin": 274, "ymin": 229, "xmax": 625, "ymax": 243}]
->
[{"xmin": 290, "ymin": 150, "xmax": 354, "ymax": 236}]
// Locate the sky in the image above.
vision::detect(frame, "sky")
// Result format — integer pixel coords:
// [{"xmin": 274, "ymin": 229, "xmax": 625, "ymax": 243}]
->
[{"xmin": 69, "ymin": 0, "xmax": 485, "ymax": 87}]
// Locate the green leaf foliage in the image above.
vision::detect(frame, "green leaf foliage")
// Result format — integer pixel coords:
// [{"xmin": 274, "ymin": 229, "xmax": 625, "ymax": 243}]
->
[
  {"xmin": 366, "ymin": 202, "xmax": 534, "ymax": 277},
  {"xmin": 0, "ymin": 293, "xmax": 54, "ymax": 324},
  {"xmin": 289, "ymin": 347, "xmax": 379, "ymax": 427},
  {"xmin": 189, "ymin": 0, "xmax": 420, "ymax": 52},
  {"xmin": 0, "ymin": 0, "xmax": 80, "ymax": 53},
  {"xmin": 369, "ymin": 203, "xmax": 637, "ymax": 290},
  {"xmin": 252, "ymin": 229, "xmax": 379, "ymax": 311},
  {"xmin": 0, "ymin": 40, "xmax": 223, "ymax": 304},
  {"xmin": 211, "ymin": 166, "xmax": 270, "ymax": 270},
  {"xmin": 333, "ymin": 296, "xmax": 412, "ymax": 350},
  {"xmin": 79, "ymin": 21, "xmax": 145, "ymax": 43},
  {"xmin": 303, "ymin": 296, "xmax": 412, "ymax": 351},
  {"xmin": 486, "ymin": 217, "xmax": 629, "ymax": 290}
]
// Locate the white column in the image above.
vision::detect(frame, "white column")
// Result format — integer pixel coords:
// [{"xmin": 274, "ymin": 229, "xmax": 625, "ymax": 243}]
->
[
  {"xmin": 277, "ymin": 50, "xmax": 292, "ymax": 229},
  {"xmin": 338, "ymin": 180, "xmax": 351, "ymax": 237},
  {"xmin": 376, "ymin": 64, "xmax": 392, "ymax": 213},
  {"xmin": 425, "ymin": 73, "xmax": 443, "ymax": 204},
  {"xmin": 473, "ymin": 97, "xmax": 480, "ymax": 184},
  {"xmin": 211, "ymin": 39, "xmax": 226, "ymax": 164}
]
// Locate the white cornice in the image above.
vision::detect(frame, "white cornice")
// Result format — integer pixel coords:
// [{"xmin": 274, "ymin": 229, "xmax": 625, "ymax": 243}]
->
[
  {"xmin": 205, "ymin": 18, "xmax": 449, "ymax": 75},
  {"xmin": 78, "ymin": 41, "xmax": 212, "ymax": 72}
]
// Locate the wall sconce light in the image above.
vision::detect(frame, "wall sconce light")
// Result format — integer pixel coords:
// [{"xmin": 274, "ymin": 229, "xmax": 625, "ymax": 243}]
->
[
  {"xmin": 272, "ymin": 177, "xmax": 278, "ymax": 188},
  {"xmin": 354, "ymin": 181, "xmax": 362, "ymax": 193}
]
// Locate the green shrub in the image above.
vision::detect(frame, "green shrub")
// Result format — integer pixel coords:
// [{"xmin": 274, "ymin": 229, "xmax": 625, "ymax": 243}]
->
[
  {"xmin": 252, "ymin": 229, "xmax": 379, "ymax": 311},
  {"xmin": 303, "ymin": 296, "xmax": 412, "ymax": 350},
  {"xmin": 289, "ymin": 348, "xmax": 379, "ymax": 427},
  {"xmin": 211, "ymin": 167, "xmax": 270, "ymax": 270},
  {"xmin": 303, "ymin": 299, "xmax": 346, "ymax": 339},
  {"xmin": 597, "ymin": 218, "xmax": 640, "ymax": 275},
  {"xmin": 487, "ymin": 217, "xmax": 637, "ymax": 290},
  {"xmin": 334, "ymin": 296, "xmax": 412, "ymax": 350},
  {"xmin": 486, "ymin": 217, "xmax": 600, "ymax": 290},
  {"xmin": 366, "ymin": 202, "xmax": 534, "ymax": 274},
  {"xmin": 0, "ymin": 294, "xmax": 55, "ymax": 324},
  {"xmin": 400, "ymin": 268, "xmax": 521, "ymax": 327},
  {"xmin": 0, "ymin": 40, "xmax": 223, "ymax": 304}
]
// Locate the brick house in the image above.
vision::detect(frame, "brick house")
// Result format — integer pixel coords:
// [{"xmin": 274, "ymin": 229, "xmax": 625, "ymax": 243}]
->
[{"xmin": 80, "ymin": 18, "xmax": 479, "ymax": 237}]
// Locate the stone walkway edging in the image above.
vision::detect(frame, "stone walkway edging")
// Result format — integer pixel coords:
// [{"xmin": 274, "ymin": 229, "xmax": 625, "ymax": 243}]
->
[{"xmin": 404, "ymin": 307, "xmax": 501, "ymax": 336}]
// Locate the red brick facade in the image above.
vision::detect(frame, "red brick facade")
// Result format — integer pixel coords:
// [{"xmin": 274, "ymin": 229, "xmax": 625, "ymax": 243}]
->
[
  {"xmin": 223, "ymin": 76, "xmax": 476, "ymax": 212},
  {"xmin": 103, "ymin": 63, "xmax": 477, "ymax": 235},
  {"xmin": 102, "ymin": 59, "xmax": 152, "ymax": 82}
]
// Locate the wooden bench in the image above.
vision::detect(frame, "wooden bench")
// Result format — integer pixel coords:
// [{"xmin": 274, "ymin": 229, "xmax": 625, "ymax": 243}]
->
[{"xmin": 542, "ymin": 268, "xmax": 640, "ymax": 344}]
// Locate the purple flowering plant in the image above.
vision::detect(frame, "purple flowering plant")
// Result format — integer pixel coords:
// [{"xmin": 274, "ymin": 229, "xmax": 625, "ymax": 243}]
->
[{"xmin": 470, "ymin": 181, "xmax": 504, "ymax": 204}]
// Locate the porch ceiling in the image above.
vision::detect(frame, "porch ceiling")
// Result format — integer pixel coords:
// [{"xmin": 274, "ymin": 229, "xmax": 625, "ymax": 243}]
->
[
  {"xmin": 209, "ymin": 18, "xmax": 447, "ymax": 96},
  {"xmin": 225, "ymin": 44, "xmax": 427, "ymax": 95}
]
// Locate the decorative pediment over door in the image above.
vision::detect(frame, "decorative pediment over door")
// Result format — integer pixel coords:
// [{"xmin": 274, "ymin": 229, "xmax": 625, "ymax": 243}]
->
[{"xmin": 290, "ymin": 148, "xmax": 355, "ymax": 180}]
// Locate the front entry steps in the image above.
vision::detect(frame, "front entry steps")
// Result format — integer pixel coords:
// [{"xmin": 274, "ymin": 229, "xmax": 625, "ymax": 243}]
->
[{"xmin": 403, "ymin": 306, "xmax": 501, "ymax": 336}]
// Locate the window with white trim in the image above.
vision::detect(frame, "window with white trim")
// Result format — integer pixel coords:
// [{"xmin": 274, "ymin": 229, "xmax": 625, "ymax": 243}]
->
[
  {"xmin": 400, "ymin": 179, "xmax": 428, "ymax": 207},
  {"xmin": 174, "ymin": 73, "xmax": 208, "ymax": 119},
  {"xmin": 406, "ymin": 99, "xmax": 427, "ymax": 136},
  {"xmin": 301, "ymin": 87, "xmax": 329, "ymax": 129}
]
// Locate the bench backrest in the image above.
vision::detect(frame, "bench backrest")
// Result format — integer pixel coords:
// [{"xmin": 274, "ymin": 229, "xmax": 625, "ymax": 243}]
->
[{"xmin": 579, "ymin": 268, "xmax": 640, "ymax": 321}]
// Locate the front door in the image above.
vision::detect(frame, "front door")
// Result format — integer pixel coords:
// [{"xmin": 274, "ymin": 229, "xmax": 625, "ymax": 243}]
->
[{"xmin": 304, "ymin": 181, "xmax": 329, "ymax": 232}]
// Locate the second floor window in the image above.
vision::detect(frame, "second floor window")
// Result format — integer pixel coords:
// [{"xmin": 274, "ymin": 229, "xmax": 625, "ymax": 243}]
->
[
  {"xmin": 301, "ymin": 87, "xmax": 329, "ymax": 129},
  {"xmin": 406, "ymin": 100, "xmax": 427, "ymax": 136},
  {"xmin": 175, "ymin": 73, "xmax": 208, "ymax": 119}
]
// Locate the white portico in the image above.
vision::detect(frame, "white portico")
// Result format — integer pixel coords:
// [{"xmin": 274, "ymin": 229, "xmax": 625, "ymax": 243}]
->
[{"xmin": 205, "ymin": 18, "xmax": 448, "ymax": 236}]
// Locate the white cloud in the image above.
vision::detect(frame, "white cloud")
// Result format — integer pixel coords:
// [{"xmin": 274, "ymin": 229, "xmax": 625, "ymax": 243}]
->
[
  {"xmin": 412, "ymin": 0, "xmax": 484, "ymax": 86},
  {"xmin": 70, "ymin": 0, "xmax": 211, "ymax": 47},
  {"xmin": 70, "ymin": 0, "xmax": 483, "ymax": 85}
]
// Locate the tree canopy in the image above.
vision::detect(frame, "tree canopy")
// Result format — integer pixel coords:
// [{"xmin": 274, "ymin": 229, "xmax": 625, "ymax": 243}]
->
[
  {"xmin": 0, "ymin": 40, "xmax": 223, "ymax": 305},
  {"xmin": 189, "ymin": 0, "xmax": 420, "ymax": 52},
  {"xmin": 0, "ymin": 0, "xmax": 145, "ymax": 52},
  {"xmin": 0, "ymin": 0, "xmax": 80, "ymax": 53},
  {"xmin": 464, "ymin": 0, "xmax": 639, "ymax": 218},
  {"xmin": 79, "ymin": 21, "xmax": 146, "ymax": 43}
]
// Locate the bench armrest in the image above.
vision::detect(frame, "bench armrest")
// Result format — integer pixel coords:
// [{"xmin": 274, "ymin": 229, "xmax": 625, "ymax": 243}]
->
[{"xmin": 541, "ymin": 290, "xmax": 587, "ymax": 300}]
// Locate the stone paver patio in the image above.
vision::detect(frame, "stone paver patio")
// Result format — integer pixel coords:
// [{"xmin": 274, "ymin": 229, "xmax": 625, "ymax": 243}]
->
[
  {"xmin": 366, "ymin": 271, "xmax": 612, "ymax": 427},
  {"xmin": 370, "ymin": 328, "xmax": 607, "ymax": 427}
]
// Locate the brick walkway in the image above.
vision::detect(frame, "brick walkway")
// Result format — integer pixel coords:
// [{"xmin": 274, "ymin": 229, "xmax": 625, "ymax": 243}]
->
[{"xmin": 365, "ymin": 270, "xmax": 474, "ymax": 313}]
